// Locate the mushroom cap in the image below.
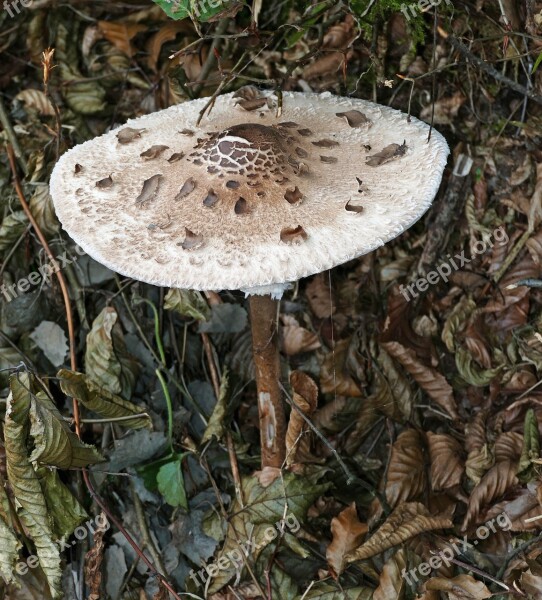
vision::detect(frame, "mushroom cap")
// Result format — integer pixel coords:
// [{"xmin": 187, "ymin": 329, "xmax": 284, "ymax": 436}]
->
[{"xmin": 50, "ymin": 91, "xmax": 449, "ymax": 292}]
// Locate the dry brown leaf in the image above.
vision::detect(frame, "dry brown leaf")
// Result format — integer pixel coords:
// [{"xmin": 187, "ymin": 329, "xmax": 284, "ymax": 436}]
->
[
  {"xmin": 306, "ymin": 274, "xmax": 336, "ymax": 319},
  {"xmin": 346, "ymin": 502, "xmax": 452, "ymax": 562},
  {"xmin": 463, "ymin": 319, "xmax": 492, "ymax": 370},
  {"xmin": 14, "ymin": 89, "xmax": 54, "ymax": 116},
  {"xmin": 326, "ymin": 502, "xmax": 368, "ymax": 577},
  {"xmin": 494, "ymin": 432, "xmax": 524, "ymax": 462},
  {"xmin": 84, "ymin": 517, "xmax": 107, "ymax": 600},
  {"xmin": 465, "ymin": 412, "xmax": 487, "ymax": 454},
  {"xmin": 462, "ymin": 460, "xmax": 519, "ymax": 530},
  {"xmin": 427, "ymin": 432, "xmax": 465, "ymax": 492},
  {"xmin": 146, "ymin": 21, "xmax": 191, "ymax": 71},
  {"xmin": 382, "ymin": 341, "xmax": 459, "ymax": 419},
  {"xmin": 254, "ymin": 466, "xmax": 281, "ymax": 487},
  {"xmin": 419, "ymin": 92, "xmax": 466, "ymax": 125},
  {"xmin": 374, "ymin": 548, "xmax": 407, "ymax": 600},
  {"xmin": 313, "ymin": 396, "xmax": 348, "ymax": 432},
  {"xmin": 280, "ymin": 315, "xmax": 320, "ymax": 356},
  {"xmin": 385, "ymin": 429, "xmax": 426, "ymax": 508},
  {"xmin": 520, "ymin": 569, "xmax": 542, "ymax": 599},
  {"xmin": 485, "ymin": 487, "xmax": 540, "ymax": 531},
  {"xmin": 465, "ymin": 444, "xmax": 494, "ymax": 486},
  {"xmin": 285, "ymin": 370, "xmax": 318, "ymax": 466},
  {"xmin": 320, "ymin": 339, "xmax": 362, "ymax": 397},
  {"xmin": 344, "ymin": 395, "xmax": 383, "ymax": 455},
  {"xmin": 381, "ymin": 288, "xmax": 435, "ymax": 363},
  {"xmin": 425, "ymin": 574, "xmax": 491, "ymax": 599},
  {"xmin": 302, "ymin": 50, "xmax": 351, "ymax": 81},
  {"xmin": 97, "ymin": 21, "xmax": 146, "ymax": 58}
]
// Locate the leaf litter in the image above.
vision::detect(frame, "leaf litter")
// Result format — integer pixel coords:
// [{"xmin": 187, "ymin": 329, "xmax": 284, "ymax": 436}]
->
[{"xmin": 1, "ymin": 1, "xmax": 542, "ymax": 599}]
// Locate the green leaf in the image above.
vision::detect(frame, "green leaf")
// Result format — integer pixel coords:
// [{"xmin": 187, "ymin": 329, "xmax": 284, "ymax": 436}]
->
[
  {"xmin": 533, "ymin": 52, "xmax": 542, "ymax": 74},
  {"xmin": 518, "ymin": 408, "xmax": 540, "ymax": 482},
  {"xmin": 4, "ymin": 373, "xmax": 62, "ymax": 598},
  {"xmin": 57, "ymin": 369, "xmax": 152, "ymax": 430},
  {"xmin": 85, "ymin": 306, "xmax": 139, "ymax": 399},
  {"xmin": 36, "ymin": 467, "xmax": 88, "ymax": 542},
  {"xmin": 151, "ymin": 0, "xmax": 243, "ymax": 22},
  {"xmin": 164, "ymin": 288, "xmax": 211, "ymax": 321},
  {"xmin": 29, "ymin": 391, "xmax": 104, "ymax": 468},
  {"xmin": 136, "ymin": 454, "xmax": 174, "ymax": 491},
  {"xmin": 202, "ymin": 368, "xmax": 229, "ymax": 443},
  {"xmin": 157, "ymin": 457, "xmax": 188, "ymax": 509},
  {"xmin": 209, "ymin": 472, "xmax": 330, "ymax": 592}
]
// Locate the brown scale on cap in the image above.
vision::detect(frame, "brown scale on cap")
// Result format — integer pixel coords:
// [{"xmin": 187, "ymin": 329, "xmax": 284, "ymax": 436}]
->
[{"xmin": 176, "ymin": 122, "xmax": 341, "ymax": 220}]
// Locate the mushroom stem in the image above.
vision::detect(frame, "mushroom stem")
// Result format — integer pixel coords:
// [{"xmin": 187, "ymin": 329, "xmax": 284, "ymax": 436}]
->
[{"xmin": 249, "ymin": 294, "xmax": 286, "ymax": 468}]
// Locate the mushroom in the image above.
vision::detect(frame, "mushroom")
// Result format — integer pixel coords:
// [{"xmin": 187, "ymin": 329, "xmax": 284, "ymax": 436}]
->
[{"xmin": 50, "ymin": 91, "xmax": 449, "ymax": 468}]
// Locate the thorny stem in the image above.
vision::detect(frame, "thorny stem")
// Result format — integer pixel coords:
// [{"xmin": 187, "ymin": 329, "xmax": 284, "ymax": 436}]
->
[
  {"xmin": 6, "ymin": 144, "xmax": 187, "ymax": 600},
  {"xmin": 248, "ymin": 295, "xmax": 286, "ymax": 469}
]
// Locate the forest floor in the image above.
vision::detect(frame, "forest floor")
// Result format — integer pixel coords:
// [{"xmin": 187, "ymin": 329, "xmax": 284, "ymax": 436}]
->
[{"xmin": 1, "ymin": 0, "xmax": 542, "ymax": 599}]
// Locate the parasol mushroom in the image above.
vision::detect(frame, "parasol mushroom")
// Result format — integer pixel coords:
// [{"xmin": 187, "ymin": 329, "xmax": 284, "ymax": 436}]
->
[{"xmin": 50, "ymin": 91, "xmax": 449, "ymax": 468}]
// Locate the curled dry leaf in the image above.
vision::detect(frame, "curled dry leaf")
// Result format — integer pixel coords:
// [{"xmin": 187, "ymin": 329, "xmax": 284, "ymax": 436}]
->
[
  {"xmin": 281, "ymin": 314, "xmax": 320, "ymax": 356},
  {"xmin": 57, "ymin": 369, "xmax": 152, "ymax": 430},
  {"xmin": 326, "ymin": 502, "xmax": 368, "ymax": 577},
  {"xmin": 427, "ymin": 432, "xmax": 465, "ymax": 492},
  {"xmin": 346, "ymin": 502, "xmax": 452, "ymax": 562},
  {"xmin": 5, "ymin": 373, "xmax": 62, "ymax": 598},
  {"xmin": 462, "ymin": 460, "xmax": 519, "ymax": 530},
  {"xmin": 15, "ymin": 89, "xmax": 54, "ymax": 116},
  {"xmin": 385, "ymin": 429, "xmax": 426, "ymax": 508},
  {"xmin": 494, "ymin": 431, "xmax": 524, "ymax": 462},
  {"xmin": 285, "ymin": 370, "xmax": 318, "ymax": 466},
  {"xmin": 382, "ymin": 340, "xmax": 459, "ymax": 419},
  {"xmin": 425, "ymin": 574, "xmax": 491, "ymax": 599},
  {"xmin": 85, "ymin": 306, "xmax": 139, "ymax": 399},
  {"xmin": 376, "ymin": 348, "xmax": 414, "ymax": 422},
  {"xmin": 96, "ymin": 20, "xmax": 147, "ymax": 58},
  {"xmin": 373, "ymin": 548, "xmax": 406, "ymax": 600},
  {"xmin": 146, "ymin": 21, "xmax": 192, "ymax": 72}
]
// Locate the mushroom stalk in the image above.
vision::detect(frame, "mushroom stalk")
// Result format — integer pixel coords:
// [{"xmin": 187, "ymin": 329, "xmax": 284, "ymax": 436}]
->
[{"xmin": 249, "ymin": 294, "xmax": 286, "ymax": 468}]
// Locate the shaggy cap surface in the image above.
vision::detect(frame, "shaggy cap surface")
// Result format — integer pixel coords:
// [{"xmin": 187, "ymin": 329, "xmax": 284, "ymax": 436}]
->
[{"xmin": 50, "ymin": 91, "xmax": 449, "ymax": 291}]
